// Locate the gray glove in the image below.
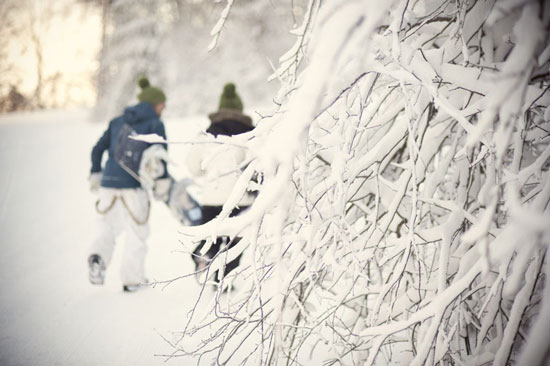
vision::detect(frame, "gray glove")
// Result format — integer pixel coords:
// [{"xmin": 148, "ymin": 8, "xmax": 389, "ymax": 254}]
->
[
  {"xmin": 153, "ymin": 178, "xmax": 172, "ymax": 202},
  {"xmin": 89, "ymin": 172, "xmax": 102, "ymax": 193}
]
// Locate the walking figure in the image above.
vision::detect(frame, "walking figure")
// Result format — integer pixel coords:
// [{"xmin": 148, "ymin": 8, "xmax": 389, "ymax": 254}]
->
[
  {"xmin": 88, "ymin": 77, "xmax": 168, "ymax": 292},
  {"xmin": 186, "ymin": 83, "xmax": 256, "ymax": 285}
]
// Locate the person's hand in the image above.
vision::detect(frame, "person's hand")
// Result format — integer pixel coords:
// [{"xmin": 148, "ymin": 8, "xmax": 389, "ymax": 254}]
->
[
  {"xmin": 89, "ymin": 172, "xmax": 102, "ymax": 193},
  {"xmin": 153, "ymin": 178, "xmax": 172, "ymax": 202}
]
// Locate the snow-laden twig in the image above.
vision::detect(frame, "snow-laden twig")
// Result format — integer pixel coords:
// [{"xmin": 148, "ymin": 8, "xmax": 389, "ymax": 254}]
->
[{"xmin": 208, "ymin": 0, "xmax": 234, "ymax": 52}]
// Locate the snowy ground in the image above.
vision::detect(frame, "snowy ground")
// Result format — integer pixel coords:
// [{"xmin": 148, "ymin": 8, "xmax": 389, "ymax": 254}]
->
[{"xmin": 0, "ymin": 109, "xmax": 215, "ymax": 366}]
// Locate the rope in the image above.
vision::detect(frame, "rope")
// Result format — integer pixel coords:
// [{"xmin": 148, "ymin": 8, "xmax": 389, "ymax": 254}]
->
[
  {"xmin": 121, "ymin": 195, "xmax": 150, "ymax": 226},
  {"xmin": 95, "ymin": 194, "xmax": 150, "ymax": 226},
  {"xmin": 95, "ymin": 196, "xmax": 117, "ymax": 214}
]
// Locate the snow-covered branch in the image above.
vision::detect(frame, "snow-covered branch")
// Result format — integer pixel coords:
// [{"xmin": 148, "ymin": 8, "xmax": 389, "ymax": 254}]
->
[{"xmin": 171, "ymin": 0, "xmax": 550, "ymax": 364}]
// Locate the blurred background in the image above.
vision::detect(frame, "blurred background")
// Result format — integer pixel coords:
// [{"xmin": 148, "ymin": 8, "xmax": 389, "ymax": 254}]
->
[{"xmin": 0, "ymin": 0, "xmax": 306, "ymax": 120}]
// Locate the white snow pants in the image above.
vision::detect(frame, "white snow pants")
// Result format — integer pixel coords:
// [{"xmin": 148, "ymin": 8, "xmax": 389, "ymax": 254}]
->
[{"xmin": 90, "ymin": 188, "xmax": 150, "ymax": 285}]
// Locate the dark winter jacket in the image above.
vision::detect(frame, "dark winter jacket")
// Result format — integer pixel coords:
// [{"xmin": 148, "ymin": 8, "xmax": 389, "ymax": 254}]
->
[{"xmin": 91, "ymin": 102, "xmax": 167, "ymax": 189}]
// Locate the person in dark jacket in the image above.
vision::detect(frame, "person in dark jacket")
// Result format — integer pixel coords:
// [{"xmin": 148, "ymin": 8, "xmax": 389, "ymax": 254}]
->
[
  {"xmin": 186, "ymin": 83, "xmax": 255, "ymax": 285},
  {"xmin": 88, "ymin": 77, "xmax": 168, "ymax": 292}
]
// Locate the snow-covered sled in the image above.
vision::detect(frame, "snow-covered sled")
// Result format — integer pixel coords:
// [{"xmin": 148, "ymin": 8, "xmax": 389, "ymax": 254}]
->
[{"xmin": 114, "ymin": 123, "xmax": 202, "ymax": 226}]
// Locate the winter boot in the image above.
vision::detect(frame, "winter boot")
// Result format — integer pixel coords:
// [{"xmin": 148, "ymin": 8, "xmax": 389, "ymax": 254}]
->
[
  {"xmin": 122, "ymin": 281, "xmax": 148, "ymax": 293},
  {"xmin": 88, "ymin": 254, "xmax": 106, "ymax": 285}
]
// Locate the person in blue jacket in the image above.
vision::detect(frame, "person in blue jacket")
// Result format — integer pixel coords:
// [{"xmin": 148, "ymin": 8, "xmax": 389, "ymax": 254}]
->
[{"xmin": 88, "ymin": 77, "xmax": 168, "ymax": 292}]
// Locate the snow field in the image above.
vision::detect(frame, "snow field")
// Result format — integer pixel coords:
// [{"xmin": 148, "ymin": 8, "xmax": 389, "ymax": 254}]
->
[{"xmin": 0, "ymin": 109, "xmax": 220, "ymax": 366}]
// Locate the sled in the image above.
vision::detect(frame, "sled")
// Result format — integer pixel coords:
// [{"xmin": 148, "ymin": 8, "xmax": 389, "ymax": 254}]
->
[{"xmin": 114, "ymin": 123, "xmax": 202, "ymax": 226}]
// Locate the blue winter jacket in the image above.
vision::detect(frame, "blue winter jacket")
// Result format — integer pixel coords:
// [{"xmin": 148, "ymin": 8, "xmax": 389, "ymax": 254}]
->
[{"xmin": 91, "ymin": 102, "xmax": 167, "ymax": 188}]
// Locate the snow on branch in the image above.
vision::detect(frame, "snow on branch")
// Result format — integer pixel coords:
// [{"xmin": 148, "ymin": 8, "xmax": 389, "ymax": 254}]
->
[
  {"xmin": 130, "ymin": 133, "xmax": 167, "ymax": 144},
  {"xmin": 169, "ymin": 0, "xmax": 550, "ymax": 364},
  {"xmin": 208, "ymin": 0, "xmax": 234, "ymax": 52},
  {"xmin": 130, "ymin": 132, "xmax": 249, "ymax": 148}
]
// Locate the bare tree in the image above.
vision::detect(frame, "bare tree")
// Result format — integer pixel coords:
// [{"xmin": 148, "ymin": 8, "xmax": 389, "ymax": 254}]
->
[
  {"xmin": 93, "ymin": 0, "xmax": 112, "ymax": 109},
  {"xmin": 0, "ymin": 0, "xmax": 29, "ymax": 112},
  {"xmin": 158, "ymin": 0, "xmax": 550, "ymax": 365},
  {"xmin": 8, "ymin": 0, "xmax": 83, "ymax": 110},
  {"xmin": 26, "ymin": 1, "xmax": 45, "ymax": 108}
]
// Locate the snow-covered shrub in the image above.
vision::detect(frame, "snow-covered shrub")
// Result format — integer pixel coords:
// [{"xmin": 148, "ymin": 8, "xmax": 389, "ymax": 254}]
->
[{"xmin": 172, "ymin": 0, "xmax": 550, "ymax": 364}]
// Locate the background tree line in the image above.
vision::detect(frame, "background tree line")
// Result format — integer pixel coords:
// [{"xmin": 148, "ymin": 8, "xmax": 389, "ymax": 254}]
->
[{"xmin": 0, "ymin": 0, "xmax": 304, "ymax": 117}]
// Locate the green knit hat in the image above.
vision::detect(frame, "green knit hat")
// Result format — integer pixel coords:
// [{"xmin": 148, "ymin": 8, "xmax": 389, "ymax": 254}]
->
[
  {"xmin": 137, "ymin": 77, "xmax": 166, "ymax": 105},
  {"xmin": 218, "ymin": 82, "xmax": 243, "ymax": 112}
]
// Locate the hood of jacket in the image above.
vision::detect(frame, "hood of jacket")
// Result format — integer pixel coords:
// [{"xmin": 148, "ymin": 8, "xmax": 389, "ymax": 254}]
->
[{"xmin": 123, "ymin": 102, "xmax": 158, "ymax": 125}]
